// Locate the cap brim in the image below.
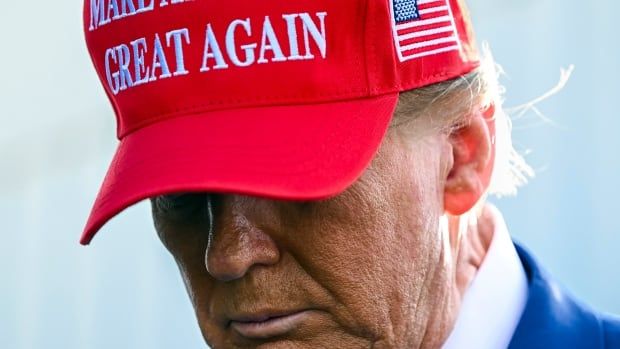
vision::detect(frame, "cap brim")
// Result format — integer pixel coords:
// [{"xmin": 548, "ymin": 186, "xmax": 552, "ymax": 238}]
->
[{"xmin": 80, "ymin": 93, "xmax": 398, "ymax": 245}]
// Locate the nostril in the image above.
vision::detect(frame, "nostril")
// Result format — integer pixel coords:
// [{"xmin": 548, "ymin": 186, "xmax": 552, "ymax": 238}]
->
[
  {"xmin": 205, "ymin": 253, "xmax": 252, "ymax": 282},
  {"xmin": 204, "ymin": 197, "xmax": 281, "ymax": 281},
  {"xmin": 205, "ymin": 237, "xmax": 281, "ymax": 282}
]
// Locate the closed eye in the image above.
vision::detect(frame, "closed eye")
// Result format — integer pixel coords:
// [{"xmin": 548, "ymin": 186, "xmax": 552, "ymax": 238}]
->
[{"xmin": 152, "ymin": 193, "xmax": 210, "ymax": 223}]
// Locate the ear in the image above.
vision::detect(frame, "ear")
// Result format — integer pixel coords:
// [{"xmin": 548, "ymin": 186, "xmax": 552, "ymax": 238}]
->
[{"xmin": 444, "ymin": 104, "xmax": 496, "ymax": 216}]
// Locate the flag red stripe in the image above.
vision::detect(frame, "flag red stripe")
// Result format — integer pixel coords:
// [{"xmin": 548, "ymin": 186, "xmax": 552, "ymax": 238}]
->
[
  {"xmin": 396, "ymin": 21, "xmax": 454, "ymax": 36},
  {"xmin": 398, "ymin": 31, "xmax": 455, "ymax": 47},
  {"xmin": 400, "ymin": 41, "xmax": 458, "ymax": 57},
  {"xmin": 395, "ymin": 10, "xmax": 450, "ymax": 29},
  {"xmin": 419, "ymin": 9, "xmax": 450, "ymax": 20},
  {"xmin": 417, "ymin": 1, "xmax": 448, "ymax": 11}
]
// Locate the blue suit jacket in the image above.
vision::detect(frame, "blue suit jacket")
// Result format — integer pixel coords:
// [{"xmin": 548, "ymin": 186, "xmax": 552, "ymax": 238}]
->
[{"xmin": 508, "ymin": 244, "xmax": 620, "ymax": 349}]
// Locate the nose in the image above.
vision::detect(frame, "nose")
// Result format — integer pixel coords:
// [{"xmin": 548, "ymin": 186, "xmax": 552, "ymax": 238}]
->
[{"xmin": 205, "ymin": 195, "xmax": 280, "ymax": 282}]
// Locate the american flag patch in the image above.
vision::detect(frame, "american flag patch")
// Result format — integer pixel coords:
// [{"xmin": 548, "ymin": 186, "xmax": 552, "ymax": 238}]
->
[{"xmin": 390, "ymin": 0, "xmax": 461, "ymax": 62}]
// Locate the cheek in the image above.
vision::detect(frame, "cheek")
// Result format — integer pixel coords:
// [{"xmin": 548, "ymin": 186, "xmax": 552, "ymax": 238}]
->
[
  {"xmin": 160, "ymin": 232, "xmax": 222, "ymax": 340},
  {"xmin": 176, "ymin": 260, "xmax": 230, "ymax": 346},
  {"xmin": 175, "ymin": 254, "xmax": 211, "ymax": 315},
  {"xmin": 297, "ymin": 153, "xmax": 446, "ymax": 340}
]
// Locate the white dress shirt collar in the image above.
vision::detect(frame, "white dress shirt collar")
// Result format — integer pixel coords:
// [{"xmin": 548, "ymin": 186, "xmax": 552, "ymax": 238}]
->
[{"xmin": 442, "ymin": 207, "xmax": 529, "ymax": 349}]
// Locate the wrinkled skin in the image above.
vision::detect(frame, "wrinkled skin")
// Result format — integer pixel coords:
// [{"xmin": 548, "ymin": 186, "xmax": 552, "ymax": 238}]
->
[{"xmin": 151, "ymin": 110, "xmax": 494, "ymax": 349}]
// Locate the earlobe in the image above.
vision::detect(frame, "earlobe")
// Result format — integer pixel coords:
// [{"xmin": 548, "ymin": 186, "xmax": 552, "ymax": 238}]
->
[{"xmin": 443, "ymin": 104, "xmax": 496, "ymax": 216}]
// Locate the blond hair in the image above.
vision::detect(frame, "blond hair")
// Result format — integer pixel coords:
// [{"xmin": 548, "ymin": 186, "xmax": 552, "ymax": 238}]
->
[{"xmin": 391, "ymin": 48, "xmax": 534, "ymax": 197}]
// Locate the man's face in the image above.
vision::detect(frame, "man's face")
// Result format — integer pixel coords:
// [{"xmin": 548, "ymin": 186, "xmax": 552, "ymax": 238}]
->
[{"xmin": 152, "ymin": 127, "xmax": 458, "ymax": 349}]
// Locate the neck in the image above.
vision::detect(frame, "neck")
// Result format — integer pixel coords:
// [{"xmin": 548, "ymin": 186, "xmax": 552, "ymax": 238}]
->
[
  {"xmin": 418, "ymin": 205, "xmax": 496, "ymax": 349},
  {"xmin": 450, "ymin": 204, "xmax": 495, "ymax": 297}
]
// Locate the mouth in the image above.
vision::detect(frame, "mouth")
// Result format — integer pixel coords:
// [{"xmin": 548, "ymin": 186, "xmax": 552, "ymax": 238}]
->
[{"xmin": 229, "ymin": 310, "xmax": 313, "ymax": 339}]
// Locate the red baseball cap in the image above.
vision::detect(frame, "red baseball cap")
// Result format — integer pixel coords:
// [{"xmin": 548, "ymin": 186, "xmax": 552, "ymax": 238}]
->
[{"xmin": 81, "ymin": 0, "xmax": 479, "ymax": 244}]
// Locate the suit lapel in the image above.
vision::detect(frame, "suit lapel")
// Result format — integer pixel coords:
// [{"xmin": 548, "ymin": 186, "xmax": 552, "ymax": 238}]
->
[{"xmin": 509, "ymin": 243, "xmax": 604, "ymax": 349}]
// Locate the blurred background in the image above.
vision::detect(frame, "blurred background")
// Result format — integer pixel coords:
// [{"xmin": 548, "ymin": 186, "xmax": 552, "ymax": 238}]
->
[{"xmin": 1, "ymin": 0, "xmax": 619, "ymax": 348}]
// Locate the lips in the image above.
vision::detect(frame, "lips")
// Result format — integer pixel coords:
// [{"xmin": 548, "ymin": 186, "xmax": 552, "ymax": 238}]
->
[{"xmin": 229, "ymin": 310, "xmax": 313, "ymax": 339}]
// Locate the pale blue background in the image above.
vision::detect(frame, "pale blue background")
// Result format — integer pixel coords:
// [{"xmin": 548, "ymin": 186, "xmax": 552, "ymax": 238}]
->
[{"xmin": 1, "ymin": 0, "xmax": 619, "ymax": 348}]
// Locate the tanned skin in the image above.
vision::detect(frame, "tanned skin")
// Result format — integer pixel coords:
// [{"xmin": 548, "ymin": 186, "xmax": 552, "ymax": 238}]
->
[{"xmin": 151, "ymin": 106, "xmax": 495, "ymax": 349}]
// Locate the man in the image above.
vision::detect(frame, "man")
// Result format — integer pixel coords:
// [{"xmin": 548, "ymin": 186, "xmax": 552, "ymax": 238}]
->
[{"xmin": 81, "ymin": 0, "xmax": 620, "ymax": 348}]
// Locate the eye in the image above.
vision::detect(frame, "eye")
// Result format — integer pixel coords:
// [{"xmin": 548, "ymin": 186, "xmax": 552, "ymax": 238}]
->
[
  {"xmin": 289, "ymin": 200, "xmax": 323, "ymax": 218},
  {"xmin": 152, "ymin": 193, "xmax": 210, "ymax": 224},
  {"xmin": 295, "ymin": 200, "xmax": 315, "ymax": 211}
]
